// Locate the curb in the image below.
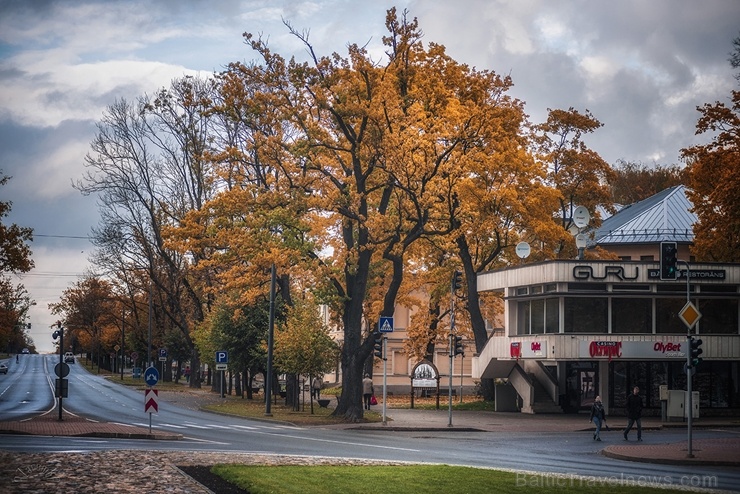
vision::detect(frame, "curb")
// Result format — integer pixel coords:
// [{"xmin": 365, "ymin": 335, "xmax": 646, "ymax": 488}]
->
[{"xmin": 601, "ymin": 447, "xmax": 740, "ymax": 467}]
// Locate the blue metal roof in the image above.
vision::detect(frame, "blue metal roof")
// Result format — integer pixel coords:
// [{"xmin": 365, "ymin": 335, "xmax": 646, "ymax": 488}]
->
[{"xmin": 590, "ymin": 185, "xmax": 696, "ymax": 246}]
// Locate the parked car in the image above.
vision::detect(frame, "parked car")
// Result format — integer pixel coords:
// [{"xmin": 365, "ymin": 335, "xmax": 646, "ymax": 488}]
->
[
  {"xmin": 0, "ymin": 363, "xmax": 8, "ymax": 374},
  {"xmin": 64, "ymin": 352, "xmax": 75, "ymax": 363}
]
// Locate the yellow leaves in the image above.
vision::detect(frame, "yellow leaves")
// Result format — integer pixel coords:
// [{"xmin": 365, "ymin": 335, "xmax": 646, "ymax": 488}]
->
[
  {"xmin": 682, "ymin": 90, "xmax": 740, "ymax": 262},
  {"xmin": 273, "ymin": 298, "xmax": 339, "ymax": 375}
]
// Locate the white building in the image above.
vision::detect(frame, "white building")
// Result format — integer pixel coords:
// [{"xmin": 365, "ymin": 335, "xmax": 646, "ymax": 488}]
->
[{"xmin": 473, "ymin": 186, "xmax": 740, "ymax": 416}]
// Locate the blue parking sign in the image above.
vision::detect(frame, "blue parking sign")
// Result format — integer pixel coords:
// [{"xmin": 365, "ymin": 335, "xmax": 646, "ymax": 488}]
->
[{"xmin": 216, "ymin": 351, "xmax": 228, "ymax": 363}]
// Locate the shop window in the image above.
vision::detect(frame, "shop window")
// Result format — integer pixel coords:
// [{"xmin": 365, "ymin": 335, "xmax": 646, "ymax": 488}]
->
[
  {"xmin": 628, "ymin": 362, "xmax": 649, "ymax": 406},
  {"xmin": 564, "ymin": 297, "xmax": 607, "ymax": 333},
  {"xmin": 655, "ymin": 298, "xmax": 686, "ymax": 333},
  {"xmin": 698, "ymin": 299, "xmax": 738, "ymax": 334},
  {"xmin": 610, "ymin": 362, "xmax": 628, "ymax": 409},
  {"xmin": 612, "ymin": 298, "xmax": 652, "ymax": 333}
]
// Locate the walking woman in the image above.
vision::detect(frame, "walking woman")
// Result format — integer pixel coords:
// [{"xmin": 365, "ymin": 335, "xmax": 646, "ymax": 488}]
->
[{"xmin": 589, "ymin": 395, "xmax": 607, "ymax": 441}]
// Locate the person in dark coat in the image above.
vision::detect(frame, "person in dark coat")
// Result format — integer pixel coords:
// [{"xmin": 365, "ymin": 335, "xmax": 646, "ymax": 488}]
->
[
  {"xmin": 623, "ymin": 386, "xmax": 643, "ymax": 441},
  {"xmin": 589, "ymin": 395, "xmax": 607, "ymax": 441}
]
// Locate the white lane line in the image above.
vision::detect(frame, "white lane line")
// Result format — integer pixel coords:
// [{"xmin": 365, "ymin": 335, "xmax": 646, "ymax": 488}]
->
[
  {"xmin": 183, "ymin": 437, "xmax": 231, "ymax": 445},
  {"xmin": 182, "ymin": 423, "xmax": 210, "ymax": 429},
  {"xmin": 248, "ymin": 430, "xmax": 421, "ymax": 452}
]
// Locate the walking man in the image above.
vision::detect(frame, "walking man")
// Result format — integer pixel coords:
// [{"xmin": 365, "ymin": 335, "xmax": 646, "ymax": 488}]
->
[{"xmin": 623, "ymin": 386, "xmax": 643, "ymax": 441}]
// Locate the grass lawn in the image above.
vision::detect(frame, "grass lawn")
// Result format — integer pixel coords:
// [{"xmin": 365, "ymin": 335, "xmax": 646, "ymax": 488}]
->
[{"xmin": 212, "ymin": 464, "xmax": 696, "ymax": 494}]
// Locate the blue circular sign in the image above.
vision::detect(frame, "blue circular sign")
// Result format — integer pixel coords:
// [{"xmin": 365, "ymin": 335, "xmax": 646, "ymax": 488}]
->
[{"xmin": 144, "ymin": 366, "xmax": 159, "ymax": 387}]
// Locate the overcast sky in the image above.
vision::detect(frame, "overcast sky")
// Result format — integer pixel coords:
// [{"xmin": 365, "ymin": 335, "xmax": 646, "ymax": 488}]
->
[{"xmin": 2, "ymin": 0, "xmax": 737, "ymax": 352}]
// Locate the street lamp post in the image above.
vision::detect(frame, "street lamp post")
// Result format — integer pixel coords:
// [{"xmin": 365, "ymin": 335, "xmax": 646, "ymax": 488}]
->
[{"xmin": 121, "ymin": 307, "xmax": 126, "ymax": 380}]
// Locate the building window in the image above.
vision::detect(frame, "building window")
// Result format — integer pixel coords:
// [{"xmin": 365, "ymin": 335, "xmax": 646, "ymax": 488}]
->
[
  {"xmin": 612, "ymin": 284, "xmax": 651, "ymax": 292},
  {"xmin": 655, "ymin": 298, "xmax": 686, "ymax": 333},
  {"xmin": 531, "ymin": 299, "xmax": 545, "ymax": 334},
  {"xmin": 545, "ymin": 298, "xmax": 559, "ymax": 333},
  {"xmin": 517, "ymin": 301, "xmax": 530, "ymax": 335},
  {"xmin": 698, "ymin": 299, "xmax": 738, "ymax": 334},
  {"xmin": 564, "ymin": 297, "xmax": 607, "ymax": 333},
  {"xmin": 612, "ymin": 298, "xmax": 652, "ymax": 333},
  {"xmin": 517, "ymin": 298, "xmax": 560, "ymax": 334},
  {"xmin": 568, "ymin": 283, "xmax": 607, "ymax": 292}
]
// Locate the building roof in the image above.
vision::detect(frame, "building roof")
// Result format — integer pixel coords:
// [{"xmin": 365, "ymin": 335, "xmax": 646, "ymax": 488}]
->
[{"xmin": 590, "ymin": 185, "xmax": 696, "ymax": 246}]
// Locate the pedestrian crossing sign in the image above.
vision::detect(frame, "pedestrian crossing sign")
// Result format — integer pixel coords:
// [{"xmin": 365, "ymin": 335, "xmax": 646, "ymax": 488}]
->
[{"xmin": 379, "ymin": 316, "xmax": 394, "ymax": 333}]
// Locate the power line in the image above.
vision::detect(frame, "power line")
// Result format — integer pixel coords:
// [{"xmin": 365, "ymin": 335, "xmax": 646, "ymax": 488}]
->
[{"xmin": 34, "ymin": 234, "xmax": 91, "ymax": 239}]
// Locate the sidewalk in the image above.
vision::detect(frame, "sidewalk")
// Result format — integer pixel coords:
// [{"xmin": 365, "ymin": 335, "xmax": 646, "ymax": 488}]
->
[
  {"xmin": 1, "ymin": 394, "xmax": 738, "ymax": 467},
  {"xmin": 342, "ymin": 407, "xmax": 740, "ymax": 467}
]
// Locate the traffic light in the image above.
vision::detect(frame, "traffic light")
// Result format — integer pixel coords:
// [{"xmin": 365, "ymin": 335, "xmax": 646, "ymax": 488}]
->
[
  {"xmin": 452, "ymin": 335, "xmax": 464, "ymax": 357},
  {"xmin": 52, "ymin": 323, "xmax": 63, "ymax": 340},
  {"xmin": 373, "ymin": 332, "xmax": 384, "ymax": 360},
  {"xmin": 689, "ymin": 336, "xmax": 703, "ymax": 368},
  {"xmin": 452, "ymin": 270, "xmax": 463, "ymax": 293},
  {"xmin": 660, "ymin": 242, "xmax": 678, "ymax": 280}
]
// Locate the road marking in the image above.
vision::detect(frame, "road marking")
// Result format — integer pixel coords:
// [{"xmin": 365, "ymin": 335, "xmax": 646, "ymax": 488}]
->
[
  {"xmin": 249, "ymin": 431, "xmax": 422, "ymax": 452},
  {"xmin": 181, "ymin": 422, "xmax": 210, "ymax": 429},
  {"xmin": 182, "ymin": 437, "xmax": 231, "ymax": 445}
]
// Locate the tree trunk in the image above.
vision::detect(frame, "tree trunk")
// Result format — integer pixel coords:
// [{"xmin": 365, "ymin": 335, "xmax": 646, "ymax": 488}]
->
[
  {"xmin": 189, "ymin": 352, "xmax": 202, "ymax": 389},
  {"xmin": 456, "ymin": 235, "xmax": 496, "ymax": 401}
]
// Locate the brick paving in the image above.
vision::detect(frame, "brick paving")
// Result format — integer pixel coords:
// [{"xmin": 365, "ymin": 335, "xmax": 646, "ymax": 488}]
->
[{"xmin": 602, "ymin": 437, "xmax": 740, "ymax": 466}]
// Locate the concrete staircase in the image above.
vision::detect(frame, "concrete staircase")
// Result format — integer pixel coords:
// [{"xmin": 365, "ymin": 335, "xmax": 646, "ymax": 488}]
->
[{"xmin": 506, "ymin": 363, "xmax": 562, "ymax": 414}]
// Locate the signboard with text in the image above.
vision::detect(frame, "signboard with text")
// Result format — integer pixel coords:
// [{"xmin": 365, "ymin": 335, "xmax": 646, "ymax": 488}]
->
[{"xmin": 579, "ymin": 340, "xmax": 686, "ymax": 360}]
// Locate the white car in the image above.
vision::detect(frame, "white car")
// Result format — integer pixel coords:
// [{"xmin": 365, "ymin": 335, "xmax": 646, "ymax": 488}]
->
[{"xmin": 0, "ymin": 363, "xmax": 8, "ymax": 374}]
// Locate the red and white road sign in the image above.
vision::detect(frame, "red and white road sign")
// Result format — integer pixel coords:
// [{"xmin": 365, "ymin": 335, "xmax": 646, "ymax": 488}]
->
[{"xmin": 144, "ymin": 388, "xmax": 159, "ymax": 414}]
